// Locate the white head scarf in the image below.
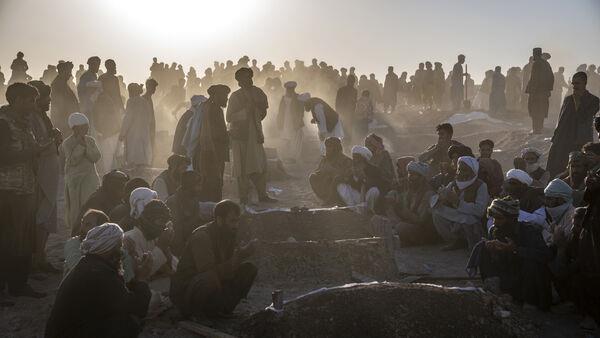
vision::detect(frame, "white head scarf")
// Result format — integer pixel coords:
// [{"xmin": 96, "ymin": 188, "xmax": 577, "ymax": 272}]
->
[
  {"xmin": 81, "ymin": 223, "xmax": 124, "ymax": 255},
  {"xmin": 68, "ymin": 112, "xmax": 89, "ymax": 128},
  {"xmin": 352, "ymin": 145, "xmax": 373, "ymax": 161},
  {"xmin": 544, "ymin": 179, "xmax": 574, "ymax": 221},
  {"xmin": 506, "ymin": 169, "xmax": 533, "ymax": 186},
  {"xmin": 455, "ymin": 156, "xmax": 479, "ymax": 190},
  {"xmin": 406, "ymin": 161, "xmax": 430, "ymax": 178},
  {"xmin": 129, "ymin": 187, "xmax": 158, "ymax": 219}
]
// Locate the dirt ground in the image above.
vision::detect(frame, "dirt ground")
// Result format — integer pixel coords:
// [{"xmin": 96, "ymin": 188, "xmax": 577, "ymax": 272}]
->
[{"xmin": 0, "ymin": 108, "xmax": 593, "ymax": 337}]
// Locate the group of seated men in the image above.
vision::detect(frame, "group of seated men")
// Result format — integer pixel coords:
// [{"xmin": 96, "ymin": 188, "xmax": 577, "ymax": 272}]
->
[
  {"xmin": 308, "ymin": 122, "xmax": 600, "ymax": 329},
  {"xmin": 46, "ymin": 156, "xmax": 257, "ymax": 337}
]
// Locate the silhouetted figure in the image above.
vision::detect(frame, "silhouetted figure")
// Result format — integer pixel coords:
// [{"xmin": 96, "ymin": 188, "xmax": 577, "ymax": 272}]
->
[
  {"xmin": 551, "ymin": 67, "xmax": 569, "ymax": 115},
  {"xmin": 143, "ymin": 78, "xmax": 158, "ymax": 158},
  {"xmin": 305, "ymin": 96, "xmax": 344, "ymax": 154},
  {"xmin": 226, "ymin": 68, "xmax": 275, "ymax": 204},
  {"xmin": 505, "ymin": 67, "xmax": 522, "ymax": 112},
  {"xmin": 196, "ymin": 85, "xmax": 231, "ymax": 202},
  {"xmin": 277, "ymin": 81, "xmax": 305, "ymax": 163},
  {"xmin": 433, "ymin": 62, "xmax": 445, "ymax": 109},
  {"xmin": 40, "ymin": 65, "xmax": 58, "ymax": 86},
  {"xmin": 74, "ymin": 64, "xmax": 85, "ymax": 85},
  {"xmin": 489, "ymin": 66, "xmax": 506, "ymax": 115},
  {"xmin": 414, "ymin": 63, "xmax": 425, "ymax": 105},
  {"xmin": 119, "ymin": 83, "xmax": 154, "ymax": 168},
  {"xmin": 335, "ymin": 75, "xmax": 358, "ymax": 145},
  {"xmin": 520, "ymin": 56, "xmax": 534, "ymax": 113},
  {"xmin": 50, "ymin": 62, "xmax": 80, "ymax": 135},
  {"xmin": 547, "ymin": 72, "xmax": 599, "ymax": 177},
  {"xmin": 8, "ymin": 51, "xmax": 30, "ymax": 85},
  {"xmin": 383, "ymin": 66, "xmax": 399, "ymax": 113},
  {"xmin": 451, "ymin": 54, "xmax": 466, "ymax": 111},
  {"xmin": 526, "ymin": 48, "xmax": 554, "ymax": 134},
  {"xmin": 77, "ymin": 56, "xmax": 101, "ymax": 117}
]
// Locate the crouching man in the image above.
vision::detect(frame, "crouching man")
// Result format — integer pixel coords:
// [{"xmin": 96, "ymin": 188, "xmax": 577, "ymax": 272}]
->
[{"xmin": 170, "ymin": 200, "xmax": 257, "ymax": 318}]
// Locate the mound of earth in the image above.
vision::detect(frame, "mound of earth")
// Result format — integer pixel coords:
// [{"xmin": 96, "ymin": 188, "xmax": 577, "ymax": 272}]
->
[
  {"xmin": 251, "ymin": 237, "xmax": 398, "ymax": 284},
  {"xmin": 240, "ymin": 283, "xmax": 538, "ymax": 338},
  {"xmin": 238, "ymin": 209, "xmax": 372, "ymax": 242}
]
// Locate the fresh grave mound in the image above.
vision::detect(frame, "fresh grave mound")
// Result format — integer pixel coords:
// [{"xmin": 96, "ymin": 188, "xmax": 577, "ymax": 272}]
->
[
  {"xmin": 238, "ymin": 209, "xmax": 372, "ymax": 243},
  {"xmin": 240, "ymin": 283, "xmax": 538, "ymax": 338},
  {"xmin": 251, "ymin": 237, "xmax": 398, "ymax": 284}
]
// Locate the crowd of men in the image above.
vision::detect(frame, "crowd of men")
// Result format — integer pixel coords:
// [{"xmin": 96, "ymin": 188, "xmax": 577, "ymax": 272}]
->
[{"xmin": 0, "ymin": 46, "xmax": 599, "ymax": 336}]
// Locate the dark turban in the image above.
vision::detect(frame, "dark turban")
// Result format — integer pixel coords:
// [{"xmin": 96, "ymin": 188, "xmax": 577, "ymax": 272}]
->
[
  {"xmin": 234, "ymin": 67, "xmax": 253, "ymax": 81},
  {"xmin": 207, "ymin": 84, "xmax": 231, "ymax": 97}
]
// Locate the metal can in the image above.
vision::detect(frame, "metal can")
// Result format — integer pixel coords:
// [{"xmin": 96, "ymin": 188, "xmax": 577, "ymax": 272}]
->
[{"xmin": 272, "ymin": 289, "xmax": 283, "ymax": 311}]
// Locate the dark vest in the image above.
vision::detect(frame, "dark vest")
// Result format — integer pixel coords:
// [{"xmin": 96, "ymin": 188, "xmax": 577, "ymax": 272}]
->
[
  {"xmin": 155, "ymin": 170, "xmax": 178, "ymax": 197},
  {"xmin": 451, "ymin": 179, "xmax": 483, "ymax": 203},
  {"xmin": 311, "ymin": 98, "xmax": 339, "ymax": 132}
]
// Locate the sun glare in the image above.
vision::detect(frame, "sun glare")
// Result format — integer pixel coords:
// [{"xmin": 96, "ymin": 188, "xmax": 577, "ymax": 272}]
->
[{"xmin": 103, "ymin": 0, "xmax": 254, "ymax": 43}]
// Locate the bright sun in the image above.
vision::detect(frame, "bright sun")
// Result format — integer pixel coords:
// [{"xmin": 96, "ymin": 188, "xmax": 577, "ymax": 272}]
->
[{"xmin": 104, "ymin": 0, "xmax": 255, "ymax": 43}]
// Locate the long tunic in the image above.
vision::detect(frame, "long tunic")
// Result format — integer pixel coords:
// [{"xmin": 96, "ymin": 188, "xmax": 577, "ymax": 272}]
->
[
  {"xmin": 547, "ymin": 91, "xmax": 600, "ymax": 176},
  {"xmin": 526, "ymin": 58, "xmax": 554, "ymax": 119},
  {"xmin": 61, "ymin": 134, "xmax": 101, "ymax": 230},
  {"xmin": 30, "ymin": 111, "xmax": 60, "ymax": 232},
  {"xmin": 489, "ymin": 72, "xmax": 506, "ymax": 113},
  {"xmin": 309, "ymin": 152, "xmax": 353, "ymax": 202},
  {"xmin": 50, "ymin": 75, "xmax": 80, "ymax": 134},
  {"xmin": 120, "ymin": 96, "xmax": 154, "ymax": 167},
  {"xmin": 226, "ymin": 86, "xmax": 268, "ymax": 178},
  {"xmin": 93, "ymin": 73, "xmax": 124, "ymax": 137},
  {"xmin": 383, "ymin": 73, "xmax": 399, "ymax": 106},
  {"xmin": 76, "ymin": 70, "xmax": 97, "ymax": 115},
  {"xmin": 277, "ymin": 94, "xmax": 305, "ymax": 161}
]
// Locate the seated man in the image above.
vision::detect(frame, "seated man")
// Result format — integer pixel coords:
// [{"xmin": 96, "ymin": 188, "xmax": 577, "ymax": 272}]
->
[
  {"xmin": 373, "ymin": 161, "xmax": 438, "ymax": 247},
  {"xmin": 63, "ymin": 209, "xmax": 109, "ymax": 277},
  {"xmin": 478, "ymin": 139, "xmax": 504, "ymax": 197},
  {"xmin": 75, "ymin": 170, "xmax": 129, "ymax": 236},
  {"xmin": 541, "ymin": 179, "xmax": 575, "ymax": 248},
  {"xmin": 365, "ymin": 133, "xmax": 395, "ymax": 182},
  {"xmin": 392, "ymin": 156, "xmax": 415, "ymax": 192},
  {"xmin": 582, "ymin": 142, "xmax": 600, "ymax": 173},
  {"xmin": 558, "ymin": 151, "xmax": 588, "ymax": 207},
  {"xmin": 167, "ymin": 170, "xmax": 215, "ymax": 257},
  {"xmin": 432, "ymin": 156, "xmax": 489, "ymax": 250},
  {"xmin": 475, "ymin": 197, "xmax": 552, "ymax": 311},
  {"xmin": 418, "ymin": 123, "xmax": 463, "ymax": 174},
  {"xmin": 309, "ymin": 137, "xmax": 352, "ymax": 205},
  {"xmin": 503, "ymin": 169, "xmax": 544, "ymax": 224},
  {"xmin": 336, "ymin": 146, "xmax": 391, "ymax": 214},
  {"xmin": 152, "ymin": 154, "xmax": 190, "ymax": 202},
  {"xmin": 170, "ymin": 200, "xmax": 257, "ymax": 318},
  {"xmin": 430, "ymin": 144, "xmax": 473, "ymax": 190},
  {"xmin": 515, "ymin": 148, "xmax": 550, "ymax": 188},
  {"xmin": 45, "ymin": 223, "xmax": 151, "ymax": 338},
  {"xmin": 109, "ymin": 178, "xmax": 150, "ymax": 232}
]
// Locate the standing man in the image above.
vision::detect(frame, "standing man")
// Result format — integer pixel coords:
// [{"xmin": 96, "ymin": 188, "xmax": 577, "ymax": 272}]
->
[
  {"xmin": 226, "ymin": 68, "xmax": 276, "ymax": 205},
  {"xmin": 277, "ymin": 81, "xmax": 305, "ymax": 164},
  {"xmin": 77, "ymin": 56, "xmax": 101, "ymax": 117},
  {"xmin": 489, "ymin": 66, "xmax": 506, "ymax": 115},
  {"xmin": 383, "ymin": 66, "xmax": 399, "ymax": 113},
  {"xmin": 451, "ymin": 54, "xmax": 466, "ymax": 111},
  {"xmin": 28, "ymin": 81, "xmax": 62, "ymax": 273},
  {"xmin": 550, "ymin": 67, "xmax": 569, "ymax": 115},
  {"xmin": 526, "ymin": 48, "xmax": 554, "ymax": 134},
  {"xmin": 197, "ymin": 85, "xmax": 231, "ymax": 202},
  {"xmin": 547, "ymin": 72, "xmax": 600, "ymax": 177},
  {"xmin": 335, "ymin": 75, "xmax": 358, "ymax": 146},
  {"xmin": 50, "ymin": 62, "xmax": 80, "ymax": 136},
  {"xmin": 143, "ymin": 78, "xmax": 158, "ymax": 160},
  {"xmin": 0, "ymin": 83, "xmax": 46, "ymax": 298}
]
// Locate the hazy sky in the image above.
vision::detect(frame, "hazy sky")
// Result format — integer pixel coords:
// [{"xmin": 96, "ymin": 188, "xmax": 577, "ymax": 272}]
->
[{"xmin": 1, "ymin": 0, "xmax": 599, "ymax": 83}]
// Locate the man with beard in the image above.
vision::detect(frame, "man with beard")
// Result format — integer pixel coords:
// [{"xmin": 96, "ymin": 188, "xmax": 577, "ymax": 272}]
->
[
  {"xmin": 365, "ymin": 133, "xmax": 395, "ymax": 183},
  {"xmin": 45, "ymin": 223, "xmax": 151, "ymax": 338},
  {"xmin": 28, "ymin": 81, "xmax": 62, "ymax": 273},
  {"xmin": 430, "ymin": 144, "xmax": 473, "ymax": 190},
  {"xmin": 557, "ymin": 151, "xmax": 589, "ymax": 207},
  {"xmin": 503, "ymin": 169, "xmax": 544, "ymax": 219},
  {"xmin": 0, "ymin": 83, "xmax": 46, "ymax": 299},
  {"xmin": 170, "ymin": 200, "xmax": 257, "ymax": 317},
  {"xmin": 173, "ymin": 95, "xmax": 207, "ymax": 157},
  {"xmin": 515, "ymin": 147, "xmax": 550, "ymax": 188},
  {"xmin": 383, "ymin": 66, "xmax": 399, "ymax": 113},
  {"xmin": 226, "ymin": 68, "xmax": 275, "ymax": 204},
  {"xmin": 526, "ymin": 48, "xmax": 554, "ymax": 134},
  {"xmin": 77, "ymin": 56, "xmax": 101, "ymax": 117},
  {"xmin": 432, "ymin": 156, "xmax": 489, "ymax": 250},
  {"xmin": 335, "ymin": 75, "xmax": 358, "ymax": 145},
  {"xmin": 152, "ymin": 154, "xmax": 190, "ymax": 202},
  {"xmin": 75, "ymin": 170, "xmax": 129, "ymax": 236},
  {"xmin": 473, "ymin": 197, "xmax": 552, "ymax": 311},
  {"xmin": 196, "ymin": 85, "xmax": 231, "ymax": 201},
  {"xmin": 309, "ymin": 137, "xmax": 353, "ymax": 205},
  {"xmin": 418, "ymin": 123, "xmax": 463, "ymax": 174},
  {"xmin": 50, "ymin": 61, "xmax": 80, "ymax": 135},
  {"xmin": 547, "ymin": 71, "xmax": 599, "ymax": 177}
]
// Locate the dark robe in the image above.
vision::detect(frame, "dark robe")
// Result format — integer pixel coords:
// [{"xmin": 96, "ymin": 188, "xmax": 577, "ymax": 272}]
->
[
  {"xmin": 489, "ymin": 72, "xmax": 506, "ymax": 114},
  {"xmin": 93, "ymin": 73, "xmax": 125, "ymax": 138},
  {"xmin": 172, "ymin": 109, "xmax": 194, "ymax": 155},
  {"xmin": 526, "ymin": 58, "xmax": 554, "ymax": 122},
  {"xmin": 547, "ymin": 91, "xmax": 600, "ymax": 177},
  {"xmin": 335, "ymin": 85, "xmax": 357, "ymax": 142},
  {"xmin": 170, "ymin": 222, "xmax": 257, "ymax": 316},
  {"xmin": 309, "ymin": 152, "xmax": 353, "ymax": 203},
  {"xmin": 50, "ymin": 74, "xmax": 80, "ymax": 134},
  {"xmin": 45, "ymin": 255, "xmax": 151, "ymax": 338},
  {"xmin": 383, "ymin": 72, "xmax": 399, "ymax": 108},
  {"xmin": 479, "ymin": 221, "xmax": 552, "ymax": 310}
]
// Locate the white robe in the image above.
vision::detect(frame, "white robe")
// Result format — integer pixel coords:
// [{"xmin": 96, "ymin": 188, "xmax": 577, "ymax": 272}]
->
[
  {"xmin": 314, "ymin": 103, "xmax": 344, "ymax": 154},
  {"xmin": 120, "ymin": 96, "xmax": 154, "ymax": 167}
]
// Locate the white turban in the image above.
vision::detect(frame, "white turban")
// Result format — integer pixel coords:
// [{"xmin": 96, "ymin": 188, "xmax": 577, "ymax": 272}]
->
[
  {"xmin": 298, "ymin": 92, "xmax": 311, "ymax": 102},
  {"xmin": 506, "ymin": 169, "xmax": 533, "ymax": 186},
  {"xmin": 81, "ymin": 223, "xmax": 124, "ymax": 255},
  {"xmin": 457, "ymin": 156, "xmax": 479, "ymax": 175},
  {"xmin": 521, "ymin": 147, "xmax": 542, "ymax": 159},
  {"xmin": 406, "ymin": 161, "xmax": 430, "ymax": 178},
  {"xmin": 284, "ymin": 81, "xmax": 297, "ymax": 89},
  {"xmin": 129, "ymin": 187, "xmax": 158, "ymax": 219},
  {"xmin": 191, "ymin": 95, "xmax": 207, "ymax": 107},
  {"xmin": 352, "ymin": 145, "xmax": 373, "ymax": 161},
  {"xmin": 544, "ymin": 179, "xmax": 573, "ymax": 202},
  {"xmin": 68, "ymin": 112, "xmax": 89, "ymax": 128}
]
